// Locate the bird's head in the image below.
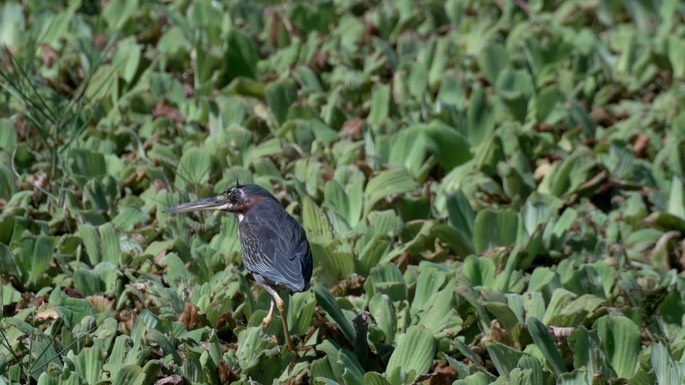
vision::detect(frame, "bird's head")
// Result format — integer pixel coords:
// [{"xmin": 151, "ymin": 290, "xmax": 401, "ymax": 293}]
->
[{"xmin": 164, "ymin": 182, "xmax": 277, "ymax": 215}]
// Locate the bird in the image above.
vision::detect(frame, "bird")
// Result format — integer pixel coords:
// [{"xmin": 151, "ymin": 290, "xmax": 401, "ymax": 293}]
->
[{"xmin": 164, "ymin": 181, "xmax": 313, "ymax": 352}]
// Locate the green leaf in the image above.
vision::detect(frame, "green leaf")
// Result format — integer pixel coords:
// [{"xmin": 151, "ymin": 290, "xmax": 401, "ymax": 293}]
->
[
  {"xmin": 463, "ymin": 255, "xmax": 496, "ymax": 287},
  {"xmin": 526, "ymin": 317, "xmax": 566, "ymax": 376},
  {"xmin": 288, "ymin": 290, "xmax": 316, "ymax": 335},
  {"xmin": 495, "ymin": 68, "xmax": 534, "ymax": 122},
  {"xmin": 78, "ymin": 224, "xmax": 100, "ymax": 265},
  {"xmin": 366, "ymin": 263, "xmax": 407, "ymax": 302},
  {"xmin": 1, "ymin": 283, "xmax": 21, "ymax": 305},
  {"xmin": 364, "ymin": 372, "xmax": 391, "ymax": 385},
  {"xmin": 368, "ymin": 84, "xmax": 391, "ymax": 125},
  {"xmin": 387, "ymin": 128, "xmax": 428, "ymax": 178},
  {"xmin": 485, "ymin": 341, "xmax": 524, "ymax": 377},
  {"xmin": 174, "ymin": 147, "xmax": 213, "ymax": 190},
  {"xmin": 0, "ymin": 239, "xmax": 19, "ymax": 282},
  {"xmin": 466, "ymin": 86, "xmax": 495, "ymax": 146},
  {"xmin": 112, "ymin": 38, "xmax": 141, "ymax": 83},
  {"xmin": 73, "ymin": 268, "xmax": 105, "ymax": 296},
  {"xmin": 266, "ymin": 79, "xmax": 298, "ymax": 125},
  {"xmin": 222, "ymin": 29, "xmax": 259, "ymax": 83},
  {"xmin": 483, "ymin": 302, "xmax": 520, "ymax": 335},
  {"xmin": 423, "ymin": 121, "xmax": 472, "ymax": 172},
  {"xmin": 652, "ymin": 342, "xmax": 681, "ymax": 385},
  {"xmin": 111, "ymin": 206, "xmax": 149, "ymax": 231},
  {"xmin": 478, "ymin": 43, "xmax": 509, "ymax": 85},
  {"xmin": 111, "ymin": 365, "xmax": 145, "ymax": 385},
  {"xmin": 72, "ymin": 149, "xmax": 107, "ymax": 179},
  {"xmin": 314, "ymin": 284, "xmax": 355, "ymax": 344},
  {"xmin": 99, "ymin": 223, "xmax": 122, "ymax": 265},
  {"xmin": 369, "ymin": 293, "xmax": 397, "ymax": 344},
  {"xmin": 667, "ymin": 175, "xmax": 685, "ymax": 219},
  {"xmin": 356, "ymin": 233, "xmax": 391, "ymax": 276},
  {"xmin": 473, "ymin": 208, "xmax": 521, "ymax": 253},
  {"xmin": 536, "ymin": 86, "xmax": 562, "ymax": 123},
  {"xmin": 16, "ymin": 235, "xmax": 56, "ymax": 286},
  {"xmin": 416, "ymin": 279, "xmax": 456, "ymax": 336},
  {"xmin": 147, "ymin": 329, "xmax": 182, "ymax": 365},
  {"xmin": 325, "ymin": 180, "xmax": 352, "ymax": 226},
  {"xmin": 0, "ymin": 119, "xmax": 16, "ymax": 150},
  {"xmin": 103, "ymin": 0, "xmax": 138, "ymax": 30},
  {"xmin": 411, "ymin": 266, "xmax": 446, "ymax": 316},
  {"xmin": 302, "ymin": 196, "xmax": 333, "ymax": 244},
  {"xmin": 66, "ymin": 346, "xmax": 103, "ymax": 385},
  {"xmin": 385, "ymin": 325, "xmax": 436, "ymax": 385},
  {"xmin": 364, "ymin": 169, "xmax": 418, "ymax": 215},
  {"xmin": 594, "ymin": 315, "xmax": 640, "ymax": 379},
  {"xmin": 0, "ymin": 2, "xmax": 23, "ymax": 49}
]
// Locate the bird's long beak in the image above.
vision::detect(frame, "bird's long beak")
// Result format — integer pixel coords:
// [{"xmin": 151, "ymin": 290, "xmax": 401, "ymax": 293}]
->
[{"xmin": 164, "ymin": 195, "xmax": 227, "ymax": 214}]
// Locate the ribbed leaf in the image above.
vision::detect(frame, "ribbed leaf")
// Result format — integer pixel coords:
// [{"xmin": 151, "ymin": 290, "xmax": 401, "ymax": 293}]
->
[
  {"xmin": 478, "ymin": 43, "xmax": 509, "ymax": 85},
  {"xmin": 111, "ymin": 207, "xmax": 149, "ymax": 231},
  {"xmin": 463, "ymin": 255, "xmax": 496, "ymax": 287},
  {"xmin": 174, "ymin": 147, "xmax": 212, "ymax": 190},
  {"xmin": 416, "ymin": 279, "xmax": 455, "ymax": 335},
  {"xmin": 73, "ymin": 268, "xmax": 104, "ymax": 296},
  {"xmin": 32, "ymin": 236, "xmax": 56, "ymax": 284},
  {"xmin": 356, "ymin": 234, "xmax": 391, "ymax": 276},
  {"xmin": 385, "ymin": 326, "xmax": 436, "ymax": 385},
  {"xmin": 71, "ymin": 149, "xmax": 107, "ymax": 179},
  {"xmin": 364, "ymin": 372, "xmax": 391, "ymax": 385},
  {"xmin": 266, "ymin": 79, "xmax": 298, "ymax": 125},
  {"xmin": 78, "ymin": 224, "xmax": 100, "ymax": 265},
  {"xmin": 303, "ymin": 196, "xmax": 333, "ymax": 244},
  {"xmin": 0, "ymin": 243, "xmax": 20, "ymax": 279},
  {"xmin": 526, "ymin": 317, "xmax": 566, "ymax": 376},
  {"xmin": 314, "ymin": 284, "xmax": 355, "ymax": 344},
  {"xmin": 288, "ymin": 290, "xmax": 316, "ymax": 335},
  {"xmin": 485, "ymin": 341, "xmax": 524, "ymax": 376},
  {"xmin": 567, "ymin": 327, "xmax": 603, "ymax": 382},
  {"xmin": 111, "ymin": 365, "xmax": 145, "ymax": 385},
  {"xmin": 222, "ymin": 28, "xmax": 259, "ymax": 83},
  {"xmin": 652, "ymin": 342, "xmax": 681, "ymax": 385},
  {"xmin": 483, "ymin": 302, "xmax": 520, "ymax": 334},
  {"xmin": 0, "ymin": 164, "xmax": 15, "ymax": 200},
  {"xmin": 66, "ymin": 346, "xmax": 103, "ymax": 385},
  {"xmin": 556, "ymin": 370, "xmax": 590, "ymax": 385},
  {"xmin": 366, "ymin": 263, "xmax": 407, "ymax": 302},
  {"xmin": 411, "ymin": 266, "xmax": 446, "ymax": 316},
  {"xmin": 99, "ymin": 223, "xmax": 121, "ymax": 265},
  {"xmin": 364, "ymin": 169, "xmax": 418, "ymax": 215},
  {"xmin": 147, "ymin": 329, "xmax": 182, "ymax": 365},
  {"xmin": 368, "ymin": 84, "xmax": 391, "ymax": 124},
  {"xmin": 595, "ymin": 315, "xmax": 640, "ymax": 379},
  {"xmin": 473, "ymin": 208, "xmax": 521, "ymax": 254},
  {"xmin": 103, "ymin": 0, "xmax": 138, "ymax": 29},
  {"xmin": 369, "ymin": 293, "xmax": 396, "ymax": 344}
]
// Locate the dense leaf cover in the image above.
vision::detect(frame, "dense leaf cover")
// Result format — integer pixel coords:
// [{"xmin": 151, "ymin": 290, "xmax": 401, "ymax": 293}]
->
[{"xmin": 1, "ymin": 1, "xmax": 685, "ymax": 384}]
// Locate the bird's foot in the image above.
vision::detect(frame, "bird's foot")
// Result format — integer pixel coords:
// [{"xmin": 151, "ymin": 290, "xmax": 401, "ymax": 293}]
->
[
  {"xmin": 261, "ymin": 316, "xmax": 273, "ymax": 329},
  {"xmin": 292, "ymin": 344, "xmax": 314, "ymax": 352},
  {"xmin": 284, "ymin": 335, "xmax": 314, "ymax": 353},
  {"xmin": 262, "ymin": 299, "xmax": 276, "ymax": 329}
]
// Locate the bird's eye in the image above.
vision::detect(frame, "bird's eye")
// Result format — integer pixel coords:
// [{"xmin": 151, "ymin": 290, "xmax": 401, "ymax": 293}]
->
[{"xmin": 228, "ymin": 190, "xmax": 239, "ymax": 203}]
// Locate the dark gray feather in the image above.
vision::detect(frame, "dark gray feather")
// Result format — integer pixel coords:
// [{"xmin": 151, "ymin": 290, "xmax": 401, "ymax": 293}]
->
[{"xmin": 238, "ymin": 199, "xmax": 312, "ymax": 292}]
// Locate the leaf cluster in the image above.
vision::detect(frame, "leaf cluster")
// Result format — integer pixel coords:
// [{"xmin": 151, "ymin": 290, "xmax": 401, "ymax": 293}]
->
[{"xmin": 1, "ymin": 0, "xmax": 685, "ymax": 384}]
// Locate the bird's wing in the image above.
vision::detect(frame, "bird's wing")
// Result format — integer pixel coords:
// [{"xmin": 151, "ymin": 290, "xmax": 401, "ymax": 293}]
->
[{"xmin": 241, "ymin": 203, "xmax": 311, "ymax": 291}]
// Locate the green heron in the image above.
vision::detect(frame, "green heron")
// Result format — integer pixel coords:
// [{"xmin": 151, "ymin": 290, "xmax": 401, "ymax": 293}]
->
[{"xmin": 164, "ymin": 182, "xmax": 313, "ymax": 352}]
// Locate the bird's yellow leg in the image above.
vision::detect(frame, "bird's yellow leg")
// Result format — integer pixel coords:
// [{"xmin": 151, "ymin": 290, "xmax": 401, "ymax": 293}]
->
[
  {"xmin": 262, "ymin": 285, "xmax": 312, "ymax": 352},
  {"xmin": 261, "ymin": 299, "xmax": 275, "ymax": 329}
]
